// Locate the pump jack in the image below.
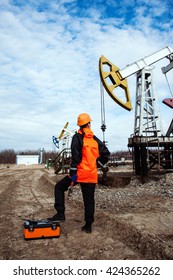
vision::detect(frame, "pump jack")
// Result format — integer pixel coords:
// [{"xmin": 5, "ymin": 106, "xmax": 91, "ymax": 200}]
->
[
  {"xmin": 99, "ymin": 46, "xmax": 173, "ymax": 179},
  {"xmin": 51, "ymin": 123, "xmax": 76, "ymax": 174}
]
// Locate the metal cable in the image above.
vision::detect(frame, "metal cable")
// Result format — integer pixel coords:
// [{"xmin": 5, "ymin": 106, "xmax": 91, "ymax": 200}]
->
[
  {"xmin": 100, "ymin": 80, "xmax": 107, "ymax": 143},
  {"xmin": 164, "ymin": 73, "xmax": 173, "ymax": 97}
]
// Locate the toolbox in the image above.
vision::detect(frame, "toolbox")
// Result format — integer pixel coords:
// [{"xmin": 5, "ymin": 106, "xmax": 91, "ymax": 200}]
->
[{"xmin": 23, "ymin": 220, "xmax": 60, "ymax": 240}]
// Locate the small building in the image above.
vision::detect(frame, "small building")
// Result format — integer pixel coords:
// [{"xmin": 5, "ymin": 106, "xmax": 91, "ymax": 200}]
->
[{"xmin": 16, "ymin": 155, "xmax": 40, "ymax": 165}]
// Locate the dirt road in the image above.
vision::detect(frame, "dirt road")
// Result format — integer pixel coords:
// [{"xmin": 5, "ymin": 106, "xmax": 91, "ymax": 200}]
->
[{"xmin": 0, "ymin": 164, "xmax": 173, "ymax": 260}]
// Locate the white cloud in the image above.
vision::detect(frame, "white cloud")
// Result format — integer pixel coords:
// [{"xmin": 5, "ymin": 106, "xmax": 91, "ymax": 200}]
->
[{"xmin": 0, "ymin": 0, "xmax": 173, "ymax": 152}]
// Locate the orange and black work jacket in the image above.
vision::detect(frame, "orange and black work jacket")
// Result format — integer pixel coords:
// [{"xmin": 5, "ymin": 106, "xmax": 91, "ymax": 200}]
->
[{"xmin": 70, "ymin": 127, "xmax": 110, "ymax": 183}]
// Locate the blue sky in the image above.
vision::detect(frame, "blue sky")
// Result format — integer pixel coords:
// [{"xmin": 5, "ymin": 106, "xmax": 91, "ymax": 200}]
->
[{"xmin": 0, "ymin": 0, "xmax": 173, "ymax": 152}]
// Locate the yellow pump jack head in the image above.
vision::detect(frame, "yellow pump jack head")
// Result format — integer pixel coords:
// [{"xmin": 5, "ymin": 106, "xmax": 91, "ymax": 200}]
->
[
  {"xmin": 99, "ymin": 55, "xmax": 132, "ymax": 111},
  {"xmin": 58, "ymin": 122, "xmax": 69, "ymax": 139}
]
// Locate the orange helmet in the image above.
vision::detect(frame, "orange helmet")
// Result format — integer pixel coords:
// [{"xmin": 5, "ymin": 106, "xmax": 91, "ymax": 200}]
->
[{"xmin": 77, "ymin": 113, "xmax": 92, "ymax": 126}]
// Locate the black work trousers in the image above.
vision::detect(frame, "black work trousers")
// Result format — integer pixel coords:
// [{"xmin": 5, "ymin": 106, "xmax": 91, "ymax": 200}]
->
[{"xmin": 54, "ymin": 175, "xmax": 96, "ymax": 224}]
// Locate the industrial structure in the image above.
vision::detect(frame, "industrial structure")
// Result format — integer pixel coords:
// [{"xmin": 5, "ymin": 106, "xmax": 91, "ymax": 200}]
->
[
  {"xmin": 99, "ymin": 46, "xmax": 173, "ymax": 179},
  {"xmin": 50, "ymin": 122, "xmax": 76, "ymax": 174},
  {"xmin": 16, "ymin": 155, "xmax": 40, "ymax": 165}
]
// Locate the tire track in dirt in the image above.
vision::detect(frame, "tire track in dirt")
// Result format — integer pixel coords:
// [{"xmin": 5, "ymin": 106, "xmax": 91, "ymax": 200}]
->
[{"xmin": 0, "ymin": 168, "xmax": 53, "ymax": 259}]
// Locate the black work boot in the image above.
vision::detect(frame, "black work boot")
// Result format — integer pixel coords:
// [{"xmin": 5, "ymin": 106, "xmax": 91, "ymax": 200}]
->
[
  {"xmin": 47, "ymin": 213, "xmax": 65, "ymax": 222},
  {"xmin": 81, "ymin": 222, "xmax": 92, "ymax": 233}
]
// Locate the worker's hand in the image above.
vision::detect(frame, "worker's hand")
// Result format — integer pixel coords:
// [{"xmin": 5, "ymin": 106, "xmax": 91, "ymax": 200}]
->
[
  {"xmin": 70, "ymin": 174, "xmax": 77, "ymax": 183},
  {"xmin": 101, "ymin": 166, "xmax": 109, "ymax": 173}
]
